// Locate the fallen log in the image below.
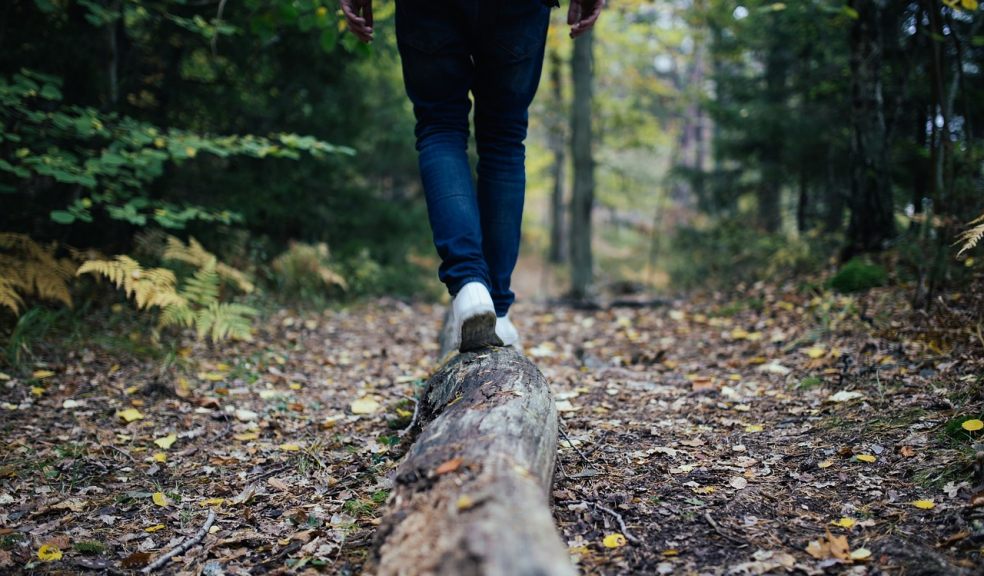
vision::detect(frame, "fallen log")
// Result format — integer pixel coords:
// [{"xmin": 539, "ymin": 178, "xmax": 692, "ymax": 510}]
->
[{"xmin": 370, "ymin": 347, "xmax": 574, "ymax": 576}]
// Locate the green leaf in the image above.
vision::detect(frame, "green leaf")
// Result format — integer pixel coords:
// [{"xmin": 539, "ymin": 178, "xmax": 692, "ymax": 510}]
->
[
  {"xmin": 50, "ymin": 210, "xmax": 76, "ymax": 224},
  {"xmin": 320, "ymin": 28, "xmax": 338, "ymax": 53}
]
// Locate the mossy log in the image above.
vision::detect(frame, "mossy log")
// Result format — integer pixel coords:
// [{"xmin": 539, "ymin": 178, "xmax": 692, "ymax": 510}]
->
[{"xmin": 369, "ymin": 347, "xmax": 575, "ymax": 576}]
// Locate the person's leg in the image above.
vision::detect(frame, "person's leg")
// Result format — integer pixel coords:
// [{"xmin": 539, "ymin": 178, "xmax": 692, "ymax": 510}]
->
[
  {"xmin": 472, "ymin": 1, "xmax": 551, "ymax": 317},
  {"xmin": 395, "ymin": 0, "xmax": 489, "ymax": 297}
]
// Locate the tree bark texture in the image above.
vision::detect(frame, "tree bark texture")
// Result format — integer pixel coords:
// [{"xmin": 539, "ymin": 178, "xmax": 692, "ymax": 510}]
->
[
  {"xmin": 369, "ymin": 348, "xmax": 574, "ymax": 576},
  {"xmin": 569, "ymin": 30, "xmax": 595, "ymax": 300}
]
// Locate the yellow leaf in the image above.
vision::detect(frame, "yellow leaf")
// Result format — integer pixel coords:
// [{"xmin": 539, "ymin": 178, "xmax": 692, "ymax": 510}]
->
[
  {"xmin": 831, "ymin": 517, "xmax": 856, "ymax": 529},
  {"xmin": 152, "ymin": 452, "xmax": 166, "ymax": 463},
  {"xmin": 602, "ymin": 533, "xmax": 627, "ymax": 548},
  {"xmin": 350, "ymin": 397, "xmax": 381, "ymax": 415},
  {"xmin": 744, "ymin": 424, "xmax": 764, "ymax": 433},
  {"xmin": 234, "ymin": 432, "xmax": 259, "ymax": 441},
  {"xmin": 154, "ymin": 433, "xmax": 177, "ymax": 450},
  {"xmin": 850, "ymin": 548, "xmax": 872, "ymax": 561},
  {"xmin": 731, "ymin": 328, "xmax": 750, "ymax": 340},
  {"xmin": 279, "ymin": 443, "xmax": 301, "ymax": 452},
  {"xmin": 961, "ymin": 419, "xmax": 983, "ymax": 432},
  {"xmin": 152, "ymin": 492, "xmax": 169, "ymax": 507},
  {"xmin": 661, "ymin": 549, "xmax": 679, "ymax": 557},
  {"xmin": 144, "ymin": 524, "xmax": 166, "ymax": 533},
  {"xmin": 855, "ymin": 454, "xmax": 876, "ymax": 463},
  {"xmin": 818, "ymin": 459, "xmax": 834, "ymax": 469},
  {"xmin": 31, "ymin": 386, "xmax": 45, "ymax": 397},
  {"xmin": 200, "ymin": 498, "xmax": 225, "ymax": 507},
  {"xmin": 198, "ymin": 371, "xmax": 225, "ymax": 382},
  {"xmin": 117, "ymin": 408, "xmax": 144, "ymax": 423},
  {"xmin": 37, "ymin": 543, "xmax": 63, "ymax": 562},
  {"xmin": 185, "ymin": 146, "xmax": 198, "ymax": 158},
  {"xmin": 912, "ymin": 499, "xmax": 935, "ymax": 510},
  {"xmin": 32, "ymin": 370, "xmax": 55, "ymax": 379},
  {"xmin": 288, "ymin": 383, "xmax": 302, "ymax": 390},
  {"xmin": 804, "ymin": 346, "xmax": 826, "ymax": 359}
]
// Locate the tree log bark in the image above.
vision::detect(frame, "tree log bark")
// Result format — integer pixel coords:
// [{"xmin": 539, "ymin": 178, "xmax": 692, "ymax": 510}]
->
[{"xmin": 369, "ymin": 348, "xmax": 574, "ymax": 576}]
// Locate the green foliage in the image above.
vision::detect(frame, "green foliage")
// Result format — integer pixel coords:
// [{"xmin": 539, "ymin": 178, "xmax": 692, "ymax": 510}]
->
[
  {"xmin": 829, "ymin": 259, "xmax": 887, "ymax": 294},
  {"xmin": 667, "ymin": 219, "xmax": 833, "ymax": 289},
  {"xmin": 78, "ymin": 236, "xmax": 257, "ymax": 342},
  {"xmin": 72, "ymin": 541, "xmax": 106, "ymax": 555},
  {"xmin": 0, "ymin": 70, "xmax": 351, "ymax": 230}
]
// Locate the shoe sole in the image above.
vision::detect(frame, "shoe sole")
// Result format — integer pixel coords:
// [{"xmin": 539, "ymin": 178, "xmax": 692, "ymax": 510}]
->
[{"xmin": 459, "ymin": 311, "xmax": 503, "ymax": 352}]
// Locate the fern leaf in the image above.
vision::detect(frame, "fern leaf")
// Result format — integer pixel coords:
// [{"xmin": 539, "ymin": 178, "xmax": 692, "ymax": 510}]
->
[
  {"xmin": 159, "ymin": 301, "xmax": 195, "ymax": 329},
  {"xmin": 0, "ymin": 277, "xmax": 24, "ymax": 313},
  {"xmin": 956, "ymin": 212, "xmax": 984, "ymax": 256},
  {"xmin": 181, "ymin": 263, "xmax": 220, "ymax": 306},
  {"xmin": 79, "ymin": 256, "xmax": 184, "ymax": 310},
  {"xmin": 163, "ymin": 235, "xmax": 254, "ymax": 293}
]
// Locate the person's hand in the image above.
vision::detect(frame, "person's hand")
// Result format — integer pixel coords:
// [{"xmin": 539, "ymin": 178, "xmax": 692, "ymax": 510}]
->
[
  {"xmin": 340, "ymin": 0, "xmax": 373, "ymax": 43},
  {"xmin": 568, "ymin": 0, "xmax": 605, "ymax": 39}
]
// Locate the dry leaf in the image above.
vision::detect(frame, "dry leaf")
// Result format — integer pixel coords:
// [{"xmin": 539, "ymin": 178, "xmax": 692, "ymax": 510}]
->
[
  {"xmin": 804, "ymin": 346, "xmax": 826, "ymax": 359},
  {"xmin": 730, "ymin": 477, "xmax": 748, "ymax": 490},
  {"xmin": 961, "ymin": 419, "xmax": 983, "ymax": 432},
  {"xmin": 200, "ymin": 497, "xmax": 225, "ymax": 507},
  {"xmin": 152, "ymin": 492, "xmax": 169, "ymax": 507},
  {"xmin": 153, "ymin": 433, "xmax": 177, "ymax": 450},
  {"xmin": 234, "ymin": 432, "xmax": 259, "ymax": 441},
  {"xmin": 831, "ymin": 517, "xmax": 856, "ymax": 529},
  {"xmin": 602, "ymin": 533, "xmax": 627, "ymax": 548},
  {"xmin": 435, "ymin": 457, "xmax": 463, "ymax": 475},
  {"xmin": 350, "ymin": 397, "xmax": 381, "ymax": 415},
  {"xmin": 855, "ymin": 454, "xmax": 876, "ymax": 463},
  {"xmin": 36, "ymin": 543, "xmax": 62, "ymax": 562},
  {"xmin": 144, "ymin": 524, "xmax": 166, "ymax": 533},
  {"xmin": 279, "ymin": 443, "xmax": 301, "ymax": 452},
  {"xmin": 912, "ymin": 499, "xmax": 935, "ymax": 509},
  {"xmin": 32, "ymin": 370, "xmax": 55, "ymax": 379},
  {"xmin": 117, "ymin": 408, "xmax": 144, "ymax": 423},
  {"xmin": 152, "ymin": 452, "xmax": 166, "ymax": 463}
]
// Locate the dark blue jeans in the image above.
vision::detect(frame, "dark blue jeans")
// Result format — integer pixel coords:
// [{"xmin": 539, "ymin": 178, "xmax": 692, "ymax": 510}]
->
[{"xmin": 396, "ymin": 0, "xmax": 551, "ymax": 317}]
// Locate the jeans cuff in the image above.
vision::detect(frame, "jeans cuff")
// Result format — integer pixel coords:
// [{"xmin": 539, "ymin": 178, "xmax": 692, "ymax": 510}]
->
[{"xmin": 450, "ymin": 277, "xmax": 491, "ymax": 297}]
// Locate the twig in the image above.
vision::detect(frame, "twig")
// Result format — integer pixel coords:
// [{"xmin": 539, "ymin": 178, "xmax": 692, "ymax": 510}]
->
[
  {"xmin": 592, "ymin": 503, "xmax": 641, "ymax": 545},
  {"xmin": 703, "ymin": 511, "xmax": 746, "ymax": 547},
  {"xmin": 558, "ymin": 422, "xmax": 593, "ymax": 466},
  {"xmin": 399, "ymin": 394, "xmax": 420, "ymax": 437},
  {"xmin": 211, "ymin": 0, "xmax": 228, "ymax": 56},
  {"xmin": 143, "ymin": 508, "xmax": 215, "ymax": 573}
]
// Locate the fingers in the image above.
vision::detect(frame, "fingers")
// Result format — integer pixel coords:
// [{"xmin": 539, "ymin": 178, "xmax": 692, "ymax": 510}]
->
[
  {"xmin": 569, "ymin": 0, "xmax": 604, "ymax": 39},
  {"xmin": 341, "ymin": 0, "xmax": 373, "ymax": 43},
  {"xmin": 567, "ymin": 0, "xmax": 582, "ymax": 26}
]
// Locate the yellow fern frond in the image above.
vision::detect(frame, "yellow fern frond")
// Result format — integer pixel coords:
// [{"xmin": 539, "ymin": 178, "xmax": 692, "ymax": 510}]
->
[
  {"xmin": 0, "ymin": 233, "xmax": 75, "ymax": 313},
  {"xmin": 0, "ymin": 277, "xmax": 25, "ymax": 314},
  {"xmin": 956, "ymin": 213, "xmax": 984, "ymax": 256},
  {"xmin": 163, "ymin": 236, "xmax": 254, "ymax": 293},
  {"xmin": 78, "ymin": 256, "xmax": 185, "ymax": 310}
]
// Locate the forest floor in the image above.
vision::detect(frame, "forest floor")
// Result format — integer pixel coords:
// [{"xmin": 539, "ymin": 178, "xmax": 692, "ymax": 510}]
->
[{"xmin": 1, "ymin": 282, "xmax": 983, "ymax": 575}]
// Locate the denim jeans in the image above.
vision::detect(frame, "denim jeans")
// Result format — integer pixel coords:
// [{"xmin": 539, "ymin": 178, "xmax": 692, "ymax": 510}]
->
[{"xmin": 396, "ymin": 0, "xmax": 551, "ymax": 317}]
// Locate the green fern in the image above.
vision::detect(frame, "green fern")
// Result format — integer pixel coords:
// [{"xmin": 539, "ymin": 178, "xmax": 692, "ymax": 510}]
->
[
  {"xmin": 956, "ymin": 213, "xmax": 984, "ymax": 256},
  {"xmin": 193, "ymin": 303, "xmax": 257, "ymax": 342},
  {"xmin": 181, "ymin": 263, "xmax": 220, "ymax": 306}
]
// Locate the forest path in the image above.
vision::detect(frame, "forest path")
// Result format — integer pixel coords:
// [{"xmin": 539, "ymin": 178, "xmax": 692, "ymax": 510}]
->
[{"xmin": 1, "ymin": 288, "xmax": 981, "ymax": 574}]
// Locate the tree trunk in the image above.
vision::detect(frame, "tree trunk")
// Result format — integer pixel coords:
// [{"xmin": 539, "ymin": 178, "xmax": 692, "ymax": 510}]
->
[
  {"xmin": 548, "ymin": 48, "xmax": 567, "ymax": 264},
  {"xmin": 845, "ymin": 0, "xmax": 894, "ymax": 256},
  {"xmin": 569, "ymin": 30, "xmax": 595, "ymax": 300},
  {"xmin": 370, "ymin": 348, "xmax": 572, "ymax": 576},
  {"xmin": 759, "ymin": 14, "xmax": 787, "ymax": 233}
]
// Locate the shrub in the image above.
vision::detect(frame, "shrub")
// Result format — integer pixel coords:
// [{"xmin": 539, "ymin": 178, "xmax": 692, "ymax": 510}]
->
[{"xmin": 829, "ymin": 258, "xmax": 887, "ymax": 293}]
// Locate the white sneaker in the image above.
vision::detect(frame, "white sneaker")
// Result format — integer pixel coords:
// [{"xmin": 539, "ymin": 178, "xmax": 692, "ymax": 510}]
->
[
  {"xmin": 451, "ymin": 282, "xmax": 502, "ymax": 352},
  {"xmin": 495, "ymin": 314, "xmax": 520, "ymax": 348}
]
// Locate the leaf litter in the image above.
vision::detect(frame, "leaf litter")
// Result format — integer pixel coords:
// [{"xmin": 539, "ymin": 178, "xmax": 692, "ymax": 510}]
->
[{"xmin": 0, "ymin": 282, "xmax": 982, "ymax": 574}]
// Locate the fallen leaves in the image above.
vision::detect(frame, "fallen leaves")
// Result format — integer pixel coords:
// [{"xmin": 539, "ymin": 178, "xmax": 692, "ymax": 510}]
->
[
  {"xmin": 602, "ymin": 533, "xmax": 627, "ymax": 548},
  {"xmin": 961, "ymin": 419, "xmax": 983, "ymax": 432},
  {"xmin": 36, "ymin": 543, "xmax": 62, "ymax": 562},
  {"xmin": 805, "ymin": 529, "xmax": 871, "ymax": 562},
  {"xmin": 912, "ymin": 499, "xmax": 935, "ymax": 510},
  {"xmin": 350, "ymin": 397, "xmax": 381, "ymax": 415},
  {"xmin": 153, "ymin": 433, "xmax": 177, "ymax": 449},
  {"xmin": 116, "ymin": 408, "xmax": 144, "ymax": 423},
  {"xmin": 855, "ymin": 454, "xmax": 876, "ymax": 463},
  {"xmin": 152, "ymin": 492, "xmax": 169, "ymax": 507},
  {"xmin": 435, "ymin": 457, "xmax": 463, "ymax": 475}
]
